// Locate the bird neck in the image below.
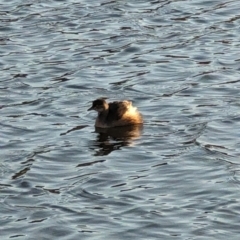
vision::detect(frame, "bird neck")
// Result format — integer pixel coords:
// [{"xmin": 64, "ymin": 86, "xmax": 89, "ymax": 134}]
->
[{"xmin": 98, "ymin": 108, "xmax": 109, "ymax": 120}]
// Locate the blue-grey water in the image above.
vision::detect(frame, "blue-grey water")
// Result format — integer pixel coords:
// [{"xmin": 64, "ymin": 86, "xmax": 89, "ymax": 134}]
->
[{"xmin": 1, "ymin": 0, "xmax": 240, "ymax": 239}]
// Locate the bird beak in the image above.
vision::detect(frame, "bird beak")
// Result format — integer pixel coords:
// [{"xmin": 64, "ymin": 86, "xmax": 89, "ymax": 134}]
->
[{"xmin": 88, "ymin": 106, "xmax": 94, "ymax": 111}]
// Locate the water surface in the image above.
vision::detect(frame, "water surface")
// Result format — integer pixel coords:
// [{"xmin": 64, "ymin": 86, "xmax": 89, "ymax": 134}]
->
[{"xmin": 1, "ymin": 0, "xmax": 240, "ymax": 239}]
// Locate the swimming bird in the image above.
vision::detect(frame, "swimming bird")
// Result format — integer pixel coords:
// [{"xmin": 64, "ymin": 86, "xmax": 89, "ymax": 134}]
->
[{"xmin": 88, "ymin": 98, "xmax": 143, "ymax": 128}]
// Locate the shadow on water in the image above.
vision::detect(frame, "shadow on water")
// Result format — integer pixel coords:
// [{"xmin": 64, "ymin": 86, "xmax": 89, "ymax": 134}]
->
[{"xmin": 90, "ymin": 124, "xmax": 143, "ymax": 156}]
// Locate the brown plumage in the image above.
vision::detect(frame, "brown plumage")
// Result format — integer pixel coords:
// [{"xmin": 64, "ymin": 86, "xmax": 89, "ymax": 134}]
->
[{"xmin": 88, "ymin": 98, "xmax": 143, "ymax": 128}]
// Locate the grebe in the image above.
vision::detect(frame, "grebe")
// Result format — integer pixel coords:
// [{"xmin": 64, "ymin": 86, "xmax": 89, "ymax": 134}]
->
[{"xmin": 88, "ymin": 98, "xmax": 143, "ymax": 128}]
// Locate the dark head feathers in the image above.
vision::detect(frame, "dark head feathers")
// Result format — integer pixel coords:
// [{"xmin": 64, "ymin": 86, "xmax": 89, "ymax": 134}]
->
[
  {"xmin": 92, "ymin": 99, "xmax": 106, "ymax": 107},
  {"xmin": 88, "ymin": 98, "xmax": 108, "ymax": 111}
]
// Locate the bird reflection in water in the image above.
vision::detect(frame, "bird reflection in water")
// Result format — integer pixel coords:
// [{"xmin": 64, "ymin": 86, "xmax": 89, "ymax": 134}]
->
[{"xmin": 91, "ymin": 124, "xmax": 143, "ymax": 156}]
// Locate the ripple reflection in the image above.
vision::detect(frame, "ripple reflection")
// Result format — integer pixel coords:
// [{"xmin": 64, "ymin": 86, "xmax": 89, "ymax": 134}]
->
[{"xmin": 91, "ymin": 124, "xmax": 143, "ymax": 156}]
